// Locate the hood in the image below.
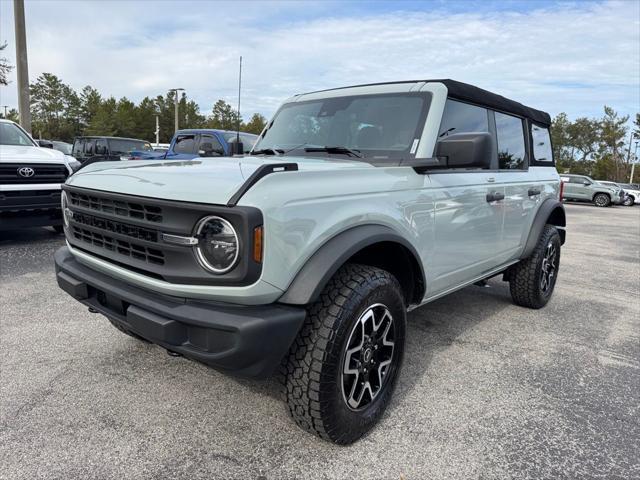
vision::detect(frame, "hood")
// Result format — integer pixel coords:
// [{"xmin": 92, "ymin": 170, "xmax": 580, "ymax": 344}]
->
[
  {"xmin": 67, "ymin": 156, "xmax": 371, "ymax": 205},
  {"xmin": 0, "ymin": 144, "xmax": 67, "ymax": 163}
]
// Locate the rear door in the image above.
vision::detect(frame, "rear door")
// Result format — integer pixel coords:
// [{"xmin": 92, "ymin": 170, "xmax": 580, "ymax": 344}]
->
[{"xmin": 493, "ymin": 111, "xmax": 539, "ymax": 257}]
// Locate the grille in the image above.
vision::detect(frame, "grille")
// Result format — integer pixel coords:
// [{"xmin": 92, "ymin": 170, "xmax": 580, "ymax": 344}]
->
[
  {"xmin": 0, "ymin": 163, "xmax": 68, "ymax": 184},
  {"xmin": 69, "ymin": 191, "xmax": 163, "ymax": 223},
  {"xmin": 72, "ymin": 226, "xmax": 165, "ymax": 265},
  {"xmin": 71, "ymin": 211, "xmax": 158, "ymax": 242}
]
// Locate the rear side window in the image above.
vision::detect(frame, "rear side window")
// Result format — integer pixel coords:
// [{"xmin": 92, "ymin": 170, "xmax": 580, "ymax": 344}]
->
[
  {"xmin": 173, "ymin": 135, "xmax": 196, "ymax": 154},
  {"xmin": 95, "ymin": 138, "xmax": 108, "ymax": 155},
  {"xmin": 198, "ymin": 135, "xmax": 224, "ymax": 155},
  {"xmin": 84, "ymin": 139, "xmax": 95, "ymax": 156},
  {"xmin": 531, "ymin": 124, "xmax": 553, "ymax": 162},
  {"xmin": 438, "ymin": 99, "xmax": 489, "ymax": 137},
  {"xmin": 495, "ymin": 112, "xmax": 526, "ymax": 170}
]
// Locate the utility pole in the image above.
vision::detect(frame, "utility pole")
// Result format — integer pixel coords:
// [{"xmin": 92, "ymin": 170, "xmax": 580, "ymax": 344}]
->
[
  {"xmin": 13, "ymin": 0, "xmax": 31, "ymax": 133},
  {"xmin": 154, "ymin": 114, "xmax": 160, "ymax": 146},
  {"xmin": 169, "ymin": 88, "xmax": 184, "ymax": 133},
  {"xmin": 631, "ymin": 141, "xmax": 639, "ymax": 184},
  {"xmin": 1, "ymin": 106, "xmax": 7, "ymax": 118}
]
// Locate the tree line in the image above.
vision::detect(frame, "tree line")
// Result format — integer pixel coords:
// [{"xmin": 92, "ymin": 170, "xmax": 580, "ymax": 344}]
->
[
  {"xmin": 552, "ymin": 108, "xmax": 639, "ymax": 182},
  {"xmin": 0, "ymin": 72, "xmax": 267, "ymax": 143},
  {"xmin": 1, "ymin": 66, "xmax": 638, "ymax": 183}
]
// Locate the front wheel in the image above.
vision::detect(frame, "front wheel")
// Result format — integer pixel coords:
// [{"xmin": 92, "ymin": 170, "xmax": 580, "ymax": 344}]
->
[
  {"xmin": 280, "ymin": 264, "xmax": 406, "ymax": 444},
  {"xmin": 508, "ymin": 225, "xmax": 561, "ymax": 309},
  {"xmin": 593, "ymin": 193, "xmax": 611, "ymax": 207},
  {"xmin": 623, "ymin": 196, "xmax": 634, "ymax": 206}
]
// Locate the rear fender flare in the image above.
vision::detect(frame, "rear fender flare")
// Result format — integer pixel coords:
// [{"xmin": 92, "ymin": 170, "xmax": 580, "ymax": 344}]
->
[{"xmin": 521, "ymin": 199, "xmax": 566, "ymax": 259}]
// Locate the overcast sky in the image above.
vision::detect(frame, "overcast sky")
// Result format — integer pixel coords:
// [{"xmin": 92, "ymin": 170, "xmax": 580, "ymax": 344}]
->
[{"xmin": 0, "ymin": 0, "xmax": 638, "ymax": 123}]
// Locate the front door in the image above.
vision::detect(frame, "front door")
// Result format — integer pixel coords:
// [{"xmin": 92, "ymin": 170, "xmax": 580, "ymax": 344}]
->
[{"xmin": 428, "ymin": 172, "xmax": 505, "ymax": 295}]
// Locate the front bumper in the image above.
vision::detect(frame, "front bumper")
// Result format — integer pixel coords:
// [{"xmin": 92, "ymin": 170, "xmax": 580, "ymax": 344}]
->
[
  {"xmin": 0, "ymin": 189, "xmax": 62, "ymax": 229},
  {"xmin": 54, "ymin": 247, "xmax": 306, "ymax": 378}
]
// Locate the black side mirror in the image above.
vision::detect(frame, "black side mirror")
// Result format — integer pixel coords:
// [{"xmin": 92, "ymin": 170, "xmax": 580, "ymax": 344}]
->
[
  {"xmin": 229, "ymin": 140, "xmax": 244, "ymax": 156},
  {"xmin": 435, "ymin": 132, "xmax": 492, "ymax": 169}
]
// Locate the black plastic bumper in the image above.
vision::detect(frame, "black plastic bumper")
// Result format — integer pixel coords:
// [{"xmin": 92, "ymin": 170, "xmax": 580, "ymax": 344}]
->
[
  {"xmin": 54, "ymin": 247, "xmax": 306, "ymax": 378},
  {"xmin": 0, "ymin": 191, "xmax": 62, "ymax": 230}
]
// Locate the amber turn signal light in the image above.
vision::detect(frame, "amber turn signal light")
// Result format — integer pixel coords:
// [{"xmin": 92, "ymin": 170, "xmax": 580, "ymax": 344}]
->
[{"xmin": 253, "ymin": 226, "xmax": 263, "ymax": 263}]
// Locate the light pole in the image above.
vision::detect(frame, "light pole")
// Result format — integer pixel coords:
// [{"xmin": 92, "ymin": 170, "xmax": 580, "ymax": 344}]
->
[
  {"xmin": 1, "ymin": 106, "xmax": 8, "ymax": 118},
  {"xmin": 169, "ymin": 88, "xmax": 184, "ymax": 134}
]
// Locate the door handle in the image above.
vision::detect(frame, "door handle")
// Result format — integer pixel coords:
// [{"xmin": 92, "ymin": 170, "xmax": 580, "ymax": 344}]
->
[
  {"xmin": 528, "ymin": 188, "xmax": 541, "ymax": 196},
  {"xmin": 486, "ymin": 191, "xmax": 505, "ymax": 202}
]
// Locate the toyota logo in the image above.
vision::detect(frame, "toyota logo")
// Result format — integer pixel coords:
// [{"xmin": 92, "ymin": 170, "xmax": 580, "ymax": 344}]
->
[{"xmin": 18, "ymin": 167, "xmax": 35, "ymax": 178}]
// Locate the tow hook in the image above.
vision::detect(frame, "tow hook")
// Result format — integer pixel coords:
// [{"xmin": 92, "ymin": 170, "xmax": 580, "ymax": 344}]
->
[
  {"xmin": 88, "ymin": 307, "xmax": 99, "ymax": 313},
  {"xmin": 166, "ymin": 350, "xmax": 182, "ymax": 357}
]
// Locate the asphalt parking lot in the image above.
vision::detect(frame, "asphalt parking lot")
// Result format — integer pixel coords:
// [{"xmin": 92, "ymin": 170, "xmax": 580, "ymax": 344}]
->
[{"xmin": 1, "ymin": 203, "xmax": 639, "ymax": 480}]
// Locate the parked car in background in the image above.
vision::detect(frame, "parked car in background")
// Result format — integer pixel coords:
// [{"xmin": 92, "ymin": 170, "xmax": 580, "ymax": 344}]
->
[
  {"xmin": 72, "ymin": 136, "xmax": 153, "ymax": 165},
  {"xmin": 55, "ymin": 79, "xmax": 566, "ymax": 444},
  {"xmin": 37, "ymin": 139, "xmax": 74, "ymax": 156},
  {"xmin": 560, "ymin": 174, "xmax": 624, "ymax": 207},
  {"xmin": 128, "ymin": 129, "xmax": 258, "ymax": 160},
  {"xmin": 598, "ymin": 180, "xmax": 638, "ymax": 206},
  {"xmin": 0, "ymin": 119, "xmax": 80, "ymax": 231}
]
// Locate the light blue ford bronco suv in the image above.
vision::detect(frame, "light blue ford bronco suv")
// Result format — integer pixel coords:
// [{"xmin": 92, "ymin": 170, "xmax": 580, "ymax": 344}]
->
[{"xmin": 55, "ymin": 80, "xmax": 566, "ymax": 444}]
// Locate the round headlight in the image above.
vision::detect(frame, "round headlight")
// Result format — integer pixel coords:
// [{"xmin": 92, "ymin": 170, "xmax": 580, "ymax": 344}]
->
[
  {"xmin": 61, "ymin": 191, "xmax": 69, "ymax": 227},
  {"xmin": 194, "ymin": 216, "xmax": 239, "ymax": 274}
]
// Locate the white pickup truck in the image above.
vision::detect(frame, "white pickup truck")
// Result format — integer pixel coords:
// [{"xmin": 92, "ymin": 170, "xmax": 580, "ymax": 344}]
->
[{"xmin": 0, "ymin": 119, "xmax": 80, "ymax": 231}]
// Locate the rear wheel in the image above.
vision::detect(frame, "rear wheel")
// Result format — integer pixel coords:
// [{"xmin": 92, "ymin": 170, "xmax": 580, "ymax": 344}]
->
[
  {"xmin": 508, "ymin": 225, "xmax": 561, "ymax": 309},
  {"xmin": 593, "ymin": 193, "xmax": 611, "ymax": 207},
  {"xmin": 280, "ymin": 264, "xmax": 406, "ymax": 444}
]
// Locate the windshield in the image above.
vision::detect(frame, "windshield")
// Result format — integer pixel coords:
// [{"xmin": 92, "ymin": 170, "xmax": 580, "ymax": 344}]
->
[
  {"xmin": 254, "ymin": 93, "xmax": 430, "ymax": 162},
  {"xmin": 0, "ymin": 122, "xmax": 36, "ymax": 146},
  {"xmin": 108, "ymin": 139, "xmax": 153, "ymax": 154},
  {"xmin": 52, "ymin": 141, "xmax": 72, "ymax": 155}
]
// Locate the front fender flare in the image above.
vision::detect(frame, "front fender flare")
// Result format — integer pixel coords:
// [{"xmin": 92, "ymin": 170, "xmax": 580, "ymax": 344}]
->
[{"xmin": 278, "ymin": 225, "xmax": 425, "ymax": 306}]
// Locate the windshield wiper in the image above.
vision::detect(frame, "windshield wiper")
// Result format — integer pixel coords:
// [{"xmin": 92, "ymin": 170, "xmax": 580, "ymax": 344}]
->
[
  {"xmin": 304, "ymin": 146, "xmax": 363, "ymax": 158},
  {"xmin": 250, "ymin": 148, "xmax": 284, "ymax": 156}
]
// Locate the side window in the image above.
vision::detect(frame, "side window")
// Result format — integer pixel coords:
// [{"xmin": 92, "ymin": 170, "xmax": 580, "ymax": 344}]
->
[
  {"xmin": 173, "ymin": 135, "xmax": 196, "ymax": 154},
  {"xmin": 84, "ymin": 139, "xmax": 96, "ymax": 156},
  {"xmin": 531, "ymin": 124, "xmax": 553, "ymax": 162},
  {"xmin": 569, "ymin": 176, "xmax": 586, "ymax": 184},
  {"xmin": 438, "ymin": 99, "xmax": 489, "ymax": 137},
  {"xmin": 198, "ymin": 135, "xmax": 224, "ymax": 156},
  {"xmin": 495, "ymin": 112, "xmax": 526, "ymax": 170},
  {"xmin": 95, "ymin": 139, "xmax": 108, "ymax": 155},
  {"xmin": 72, "ymin": 139, "xmax": 84, "ymax": 156}
]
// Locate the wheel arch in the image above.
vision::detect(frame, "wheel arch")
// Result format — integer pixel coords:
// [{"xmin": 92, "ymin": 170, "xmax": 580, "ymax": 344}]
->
[
  {"xmin": 592, "ymin": 191, "xmax": 611, "ymax": 202},
  {"xmin": 278, "ymin": 225, "xmax": 426, "ymax": 306},
  {"xmin": 521, "ymin": 199, "xmax": 566, "ymax": 259}
]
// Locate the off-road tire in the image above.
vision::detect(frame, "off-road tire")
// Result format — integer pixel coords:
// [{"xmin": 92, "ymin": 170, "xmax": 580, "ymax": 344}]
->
[
  {"xmin": 508, "ymin": 225, "xmax": 561, "ymax": 309},
  {"xmin": 593, "ymin": 193, "xmax": 611, "ymax": 207},
  {"xmin": 280, "ymin": 264, "xmax": 406, "ymax": 444}
]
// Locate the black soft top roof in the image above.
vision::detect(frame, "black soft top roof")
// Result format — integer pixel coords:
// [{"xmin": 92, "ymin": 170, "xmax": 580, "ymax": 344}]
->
[
  {"xmin": 435, "ymin": 79, "xmax": 551, "ymax": 127},
  {"xmin": 302, "ymin": 78, "xmax": 552, "ymax": 127}
]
